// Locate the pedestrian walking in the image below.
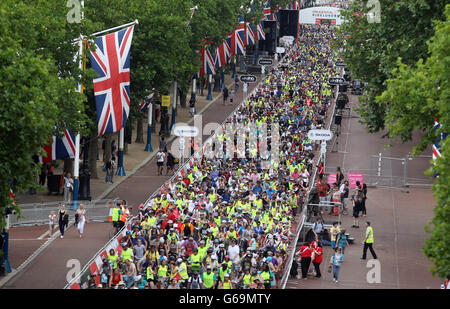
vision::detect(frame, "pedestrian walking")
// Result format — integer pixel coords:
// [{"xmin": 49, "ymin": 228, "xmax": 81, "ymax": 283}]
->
[
  {"xmin": 223, "ymin": 86, "xmax": 229, "ymax": 105},
  {"xmin": 361, "ymin": 221, "xmax": 377, "ymax": 260},
  {"xmin": 166, "ymin": 152, "xmax": 175, "ymax": 175},
  {"xmin": 57, "ymin": 204, "xmax": 68, "ymax": 239},
  {"xmin": 336, "ymin": 229, "xmax": 349, "ymax": 254},
  {"xmin": 330, "ymin": 222, "xmax": 340, "ymax": 250},
  {"xmin": 75, "ymin": 204, "xmax": 87, "ymax": 238},
  {"xmin": 330, "ymin": 247, "xmax": 344, "ymax": 283},
  {"xmin": 234, "ymin": 76, "xmax": 239, "ymax": 92},
  {"xmin": 48, "ymin": 210, "xmax": 56, "ymax": 238},
  {"xmin": 111, "ymin": 140, "xmax": 117, "ymax": 158},
  {"xmin": 312, "ymin": 241, "xmax": 323, "ymax": 278},
  {"xmin": 229, "ymin": 89, "xmax": 234, "ymax": 105},
  {"xmin": 352, "ymin": 181, "xmax": 363, "ymax": 228},
  {"xmin": 63, "ymin": 173, "xmax": 74, "ymax": 204},
  {"xmin": 296, "ymin": 242, "xmax": 312, "ymax": 279},
  {"xmin": 361, "ymin": 183, "xmax": 368, "ymax": 216},
  {"xmin": 105, "ymin": 159, "xmax": 112, "ymax": 184},
  {"xmin": 110, "ymin": 156, "xmax": 115, "ymax": 184},
  {"xmin": 189, "ymin": 97, "xmax": 196, "ymax": 116},
  {"xmin": 156, "ymin": 148, "xmax": 166, "ymax": 176}
]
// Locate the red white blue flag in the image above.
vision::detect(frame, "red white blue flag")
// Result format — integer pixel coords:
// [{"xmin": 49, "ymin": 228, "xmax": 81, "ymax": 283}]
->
[
  {"xmin": 214, "ymin": 41, "xmax": 230, "ymax": 69},
  {"xmin": 433, "ymin": 120, "xmax": 447, "ymax": 161},
  {"xmin": 264, "ymin": 0, "xmax": 272, "ymax": 20},
  {"xmin": 89, "ymin": 25, "xmax": 135, "ymax": 136},
  {"xmin": 139, "ymin": 92, "xmax": 154, "ymax": 112},
  {"xmin": 40, "ymin": 130, "xmax": 76, "ymax": 164},
  {"xmin": 200, "ymin": 44, "xmax": 216, "ymax": 76},
  {"xmin": 257, "ymin": 20, "xmax": 266, "ymax": 40},
  {"xmin": 245, "ymin": 23, "xmax": 256, "ymax": 45},
  {"xmin": 232, "ymin": 23, "xmax": 246, "ymax": 55}
]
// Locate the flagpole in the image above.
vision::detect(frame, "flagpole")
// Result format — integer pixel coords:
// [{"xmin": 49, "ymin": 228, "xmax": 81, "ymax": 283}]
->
[
  {"xmin": 206, "ymin": 75, "xmax": 213, "ymax": 100},
  {"xmin": 116, "ymin": 128, "xmax": 126, "ymax": 176},
  {"xmin": 145, "ymin": 92, "xmax": 154, "ymax": 152},
  {"xmin": 91, "ymin": 20, "xmax": 139, "ymax": 37},
  {"xmin": 170, "ymin": 81, "xmax": 178, "ymax": 130},
  {"xmin": 71, "ymin": 29, "xmax": 84, "ymax": 211}
]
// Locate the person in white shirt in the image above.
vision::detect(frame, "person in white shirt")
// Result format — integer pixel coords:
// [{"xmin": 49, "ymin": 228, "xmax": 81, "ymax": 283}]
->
[
  {"xmin": 156, "ymin": 148, "xmax": 165, "ymax": 176},
  {"xmin": 227, "ymin": 239, "xmax": 240, "ymax": 271}
]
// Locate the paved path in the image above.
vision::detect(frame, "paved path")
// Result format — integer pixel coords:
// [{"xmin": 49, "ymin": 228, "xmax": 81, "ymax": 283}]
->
[
  {"xmin": 285, "ymin": 93, "xmax": 440, "ymax": 289},
  {"xmin": 1, "ymin": 73, "xmax": 263, "ymax": 289}
]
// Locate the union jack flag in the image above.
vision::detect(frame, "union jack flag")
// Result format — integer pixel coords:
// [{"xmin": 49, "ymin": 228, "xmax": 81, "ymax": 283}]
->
[
  {"xmin": 225, "ymin": 34, "xmax": 234, "ymax": 57},
  {"xmin": 40, "ymin": 129, "xmax": 76, "ymax": 164},
  {"xmin": 232, "ymin": 23, "xmax": 246, "ymax": 55},
  {"xmin": 89, "ymin": 25, "xmax": 135, "ymax": 136},
  {"xmin": 200, "ymin": 45, "xmax": 215, "ymax": 77},
  {"xmin": 264, "ymin": 1, "xmax": 272, "ymax": 20},
  {"xmin": 139, "ymin": 92, "xmax": 154, "ymax": 112},
  {"xmin": 214, "ymin": 41, "xmax": 230, "ymax": 69},
  {"xmin": 257, "ymin": 20, "xmax": 266, "ymax": 40},
  {"xmin": 432, "ymin": 120, "xmax": 448, "ymax": 161},
  {"xmin": 245, "ymin": 22, "xmax": 256, "ymax": 45}
]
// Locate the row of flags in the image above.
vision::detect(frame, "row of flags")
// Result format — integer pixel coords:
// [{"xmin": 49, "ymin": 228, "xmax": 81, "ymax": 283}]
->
[
  {"xmin": 433, "ymin": 119, "xmax": 448, "ymax": 162},
  {"xmin": 40, "ymin": 1, "xmax": 304, "ymax": 160}
]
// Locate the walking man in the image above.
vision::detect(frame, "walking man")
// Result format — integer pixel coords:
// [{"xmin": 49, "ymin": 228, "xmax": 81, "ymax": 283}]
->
[{"xmin": 361, "ymin": 221, "xmax": 377, "ymax": 260}]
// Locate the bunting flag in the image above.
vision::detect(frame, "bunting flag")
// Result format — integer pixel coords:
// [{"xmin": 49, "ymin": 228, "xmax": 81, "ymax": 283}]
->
[
  {"xmin": 225, "ymin": 34, "xmax": 234, "ymax": 57},
  {"xmin": 139, "ymin": 93, "xmax": 154, "ymax": 112},
  {"xmin": 89, "ymin": 25, "xmax": 135, "ymax": 136},
  {"xmin": 232, "ymin": 23, "xmax": 246, "ymax": 55},
  {"xmin": 257, "ymin": 20, "xmax": 266, "ymax": 40},
  {"xmin": 264, "ymin": 0, "xmax": 272, "ymax": 20},
  {"xmin": 40, "ymin": 130, "xmax": 76, "ymax": 164},
  {"xmin": 214, "ymin": 41, "xmax": 230, "ymax": 69},
  {"xmin": 245, "ymin": 22, "xmax": 256, "ymax": 45},
  {"xmin": 200, "ymin": 44, "xmax": 216, "ymax": 77},
  {"xmin": 432, "ymin": 119, "xmax": 448, "ymax": 161}
]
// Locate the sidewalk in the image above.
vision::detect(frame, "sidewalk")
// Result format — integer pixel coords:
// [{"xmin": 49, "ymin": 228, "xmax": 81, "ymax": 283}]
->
[
  {"xmin": 285, "ymin": 93, "xmax": 441, "ymax": 289},
  {"xmin": 15, "ymin": 73, "xmax": 236, "ymax": 205}
]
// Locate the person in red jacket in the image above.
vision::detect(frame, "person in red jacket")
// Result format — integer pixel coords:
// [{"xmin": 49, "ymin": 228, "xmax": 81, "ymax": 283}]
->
[
  {"xmin": 312, "ymin": 242, "xmax": 323, "ymax": 278},
  {"xmin": 296, "ymin": 242, "xmax": 312, "ymax": 280}
]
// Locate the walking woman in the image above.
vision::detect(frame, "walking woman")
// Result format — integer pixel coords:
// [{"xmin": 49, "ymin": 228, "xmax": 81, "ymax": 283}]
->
[
  {"xmin": 330, "ymin": 247, "xmax": 344, "ymax": 283},
  {"xmin": 312, "ymin": 241, "xmax": 323, "ymax": 278},
  {"xmin": 48, "ymin": 210, "xmax": 57, "ymax": 238},
  {"xmin": 361, "ymin": 183, "xmax": 368, "ymax": 216},
  {"xmin": 57, "ymin": 204, "xmax": 68, "ymax": 239},
  {"xmin": 63, "ymin": 173, "xmax": 74, "ymax": 203},
  {"xmin": 296, "ymin": 242, "xmax": 312, "ymax": 280},
  {"xmin": 76, "ymin": 204, "xmax": 87, "ymax": 238}
]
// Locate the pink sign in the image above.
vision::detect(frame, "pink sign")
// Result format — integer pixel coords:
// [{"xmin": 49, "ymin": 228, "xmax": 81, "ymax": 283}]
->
[
  {"xmin": 348, "ymin": 172, "xmax": 364, "ymax": 188},
  {"xmin": 327, "ymin": 173, "xmax": 336, "ymax": 186}
]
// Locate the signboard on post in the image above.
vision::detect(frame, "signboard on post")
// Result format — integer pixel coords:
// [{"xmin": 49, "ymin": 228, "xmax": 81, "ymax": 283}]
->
[
  {"xmin": 258, "ymin": 58, "xmax": 273, "ymax": 66},
  {"xmin": 161, "ymin": 95, "xmax": 171, "ymax": 107},
  {"xmin": 307, "ymin": 129, "xmax": 333, "ymax": 141},
  {"xmin": 328, "ymin": 77, "xmax": 345, "ymax": 85},
  {"xmin": 348, "ymin": 172, "xmax": 364, "ymax": 188},
  {"xmin": 172, "ymin": 125, "xmax": 199, "ymax": 137},
  {"xmin": 276, "ymin": 47, "xmax": 285, "ymax": 54},
  {"xmin": 320, "ymin": 141, "xmax": 327, "ymax": 154},
  {"xmin": 239, "ymin": 75, "xmax": 257, "ymax": 83}
]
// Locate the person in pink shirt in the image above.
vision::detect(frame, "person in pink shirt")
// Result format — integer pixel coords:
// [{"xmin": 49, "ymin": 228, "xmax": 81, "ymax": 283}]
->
[{"xmin": 291, "ymin": 168, "xmax": 301, "ymax": 181}]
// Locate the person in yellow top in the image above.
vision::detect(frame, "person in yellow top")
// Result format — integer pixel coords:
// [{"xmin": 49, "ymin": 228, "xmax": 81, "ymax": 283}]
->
[
  {"xmin": 219, "ymin": 273, "xmax": 233, "ymax": 289},
  {"xmin": 108, "ymin": 248, "xmax": 119, "ymax": 269},
  {"xmin": 362, "ymin": 221, "xmax": 377, "ymax": 260}
]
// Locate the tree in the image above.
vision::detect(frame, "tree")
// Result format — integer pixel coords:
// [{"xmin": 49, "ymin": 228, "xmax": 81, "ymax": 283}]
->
[
  {"xmin": 335, "ymin": 0, "xmax": 447, "ymax": 134},
  {"xmin": 0, "ymin": 0, "xmax": 91, "ymax": 229},
  {"xmin": 377, "ymin": 4, "xmax": 449, "ymax": 278}
]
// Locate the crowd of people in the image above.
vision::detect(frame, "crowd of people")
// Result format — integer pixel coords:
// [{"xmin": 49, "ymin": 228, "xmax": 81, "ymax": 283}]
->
[{"xmin": 89, "ymin": 24, "xmax": 340, "ymax": 289}]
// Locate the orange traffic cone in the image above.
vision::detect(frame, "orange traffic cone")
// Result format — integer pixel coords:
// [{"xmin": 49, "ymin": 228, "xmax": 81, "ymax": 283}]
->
[{"xmin": 107, "ymin": 203, "xmax": 113, "ymax": 222}]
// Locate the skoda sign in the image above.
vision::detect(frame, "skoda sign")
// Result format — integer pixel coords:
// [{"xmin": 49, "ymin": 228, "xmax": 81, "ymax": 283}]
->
[
  {"xmin": 258, "ymin": 58, "xmax": 273, "ymax": 66},
  {"xmin": 239, "ymin": 75, "xmax": 257, "ymax": 83},
  {"xmin": 172, "ymin": 125, "xmax": 199, "ymax": 137},
  {"xmin": 307, "ymin": 129, "xmax": 333, "ymax": 141},
  {"xmin": 328, "ymin": 77, "xmax": 345, "ymax": 85}
]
